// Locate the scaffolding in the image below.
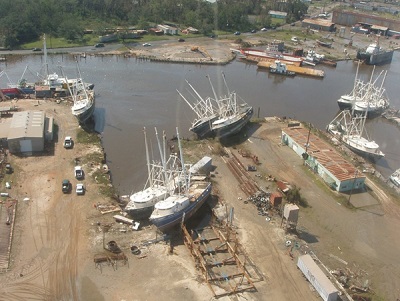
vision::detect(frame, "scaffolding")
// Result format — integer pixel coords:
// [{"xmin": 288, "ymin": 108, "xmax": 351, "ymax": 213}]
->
[{"xmin": 182, "ymin": 224, "xmax": 257, "ymax": 297}]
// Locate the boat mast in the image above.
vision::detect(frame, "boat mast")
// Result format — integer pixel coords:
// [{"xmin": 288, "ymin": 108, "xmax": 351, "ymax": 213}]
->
[
  {"xmin": 144, "ymin": 127, "xmax": 153, "ymax": 187},
  {"xmin": 352, "ymin": 61, "xmax": 360, "ymax": 100},
  {"xmin": 361, "ymin": 65, "xmax": 376, "ymax": 134},
  {"xmin": 176, "ymin": 89, "xmax": 202, "ymax": 119},
  {"xmin": 43, "ymin": 34, "xmax": 49, "ymax": 79},
  {"xmin": 176, "ymin": 127, "xmax": 188, "ymax": 193}
]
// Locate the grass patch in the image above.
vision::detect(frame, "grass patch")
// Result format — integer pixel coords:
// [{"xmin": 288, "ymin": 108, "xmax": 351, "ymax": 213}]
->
[{"xmin": 76, "ymin": 129, "xmax": 101, "ymax": 145}]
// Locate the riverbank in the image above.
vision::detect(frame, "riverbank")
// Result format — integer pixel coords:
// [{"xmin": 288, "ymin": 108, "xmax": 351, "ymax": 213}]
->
[{"xmin": 0, "ymin": 95, "xmax": 400, "ymax": 300}]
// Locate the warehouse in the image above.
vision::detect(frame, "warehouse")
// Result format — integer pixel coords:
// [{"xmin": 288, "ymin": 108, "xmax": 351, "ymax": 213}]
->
[
  {"xmin": 281, "ymin": 127, "xmax": 365, "ymax": 192},
  {"xmin": 7, "ymin": 111, "xmax": 53, "ymax": 154}
]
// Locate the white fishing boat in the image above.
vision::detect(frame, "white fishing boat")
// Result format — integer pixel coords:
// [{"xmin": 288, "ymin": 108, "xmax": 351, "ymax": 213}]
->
[
  {"xmin": 337, "ymin": 61, "xmax": 366, "ymax": 110},
  {"xmin": 149, "ymin": 128, "xmax": 212, "ymax": 232},
  {"xmin": 211, "ymin": 72, "xmax": 253, "ymax": 139},
  {"xmin": 327, "ymin": 110, "xmax": 384, "ymax": 161},
  {"xmin": 125, "ymin": 128, "xmax": 177, "ymax": 219}
]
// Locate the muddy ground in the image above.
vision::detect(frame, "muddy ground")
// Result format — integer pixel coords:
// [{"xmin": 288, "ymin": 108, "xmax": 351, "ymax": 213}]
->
[{"xmin": 0, "ymin": 96, "xmax": 399, "ymax": 301}]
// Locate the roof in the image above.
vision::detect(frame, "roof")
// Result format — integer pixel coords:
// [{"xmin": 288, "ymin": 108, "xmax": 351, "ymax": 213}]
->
[
  {"xmin": 302, "ymin": 18, "xmax": 335, "ymax": 27},
  {"xmin": 8, "ymin": 111, "xmax": 45, "ymax": 140},
  {"xmin": 282, "ymin": 127, "xmax": 365, "ymax": 182},
  {"xmin": 371, "ymin": 24, "xmax": 388, "ymax": 31},
  {"xmin": 268, "ymin": 10, "xmax": 287, "ymax": 17}
]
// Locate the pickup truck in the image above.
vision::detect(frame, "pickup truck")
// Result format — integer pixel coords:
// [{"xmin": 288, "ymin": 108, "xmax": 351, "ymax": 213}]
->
[
  {"xmin": 62, "ymin": 179, "xmax": 71, "ymax": 193},
  {"xmin": 74, "ymin": 166, "xmax": 84, "ymax": 180}
]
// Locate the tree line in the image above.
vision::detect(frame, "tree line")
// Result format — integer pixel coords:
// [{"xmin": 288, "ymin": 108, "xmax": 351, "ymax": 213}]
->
[{"xmin": 0, "ymin": 0, "xmax": 308, "ymax": 48}]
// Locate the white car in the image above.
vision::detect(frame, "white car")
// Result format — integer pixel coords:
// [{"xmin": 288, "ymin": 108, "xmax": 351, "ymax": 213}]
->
[
  {"xmin": 74, "ymin": 166, "xmax": 84, "ymax": 180},
  {"xmin": 291, "ymin": 37, "xmax": 299, "ymax": 42},
  {"xmin": 142, "ymin": 43, "xmax": 151, "ymax": 47},
  {"xmin": 261, "ymin": 28, "xmax": 268, "ymax": 32},
  {"xmin": 76, "ymin": 183, "xmax": 85, "ymax": 195},
  {"xmin": 64, "ymin": 136, "xmax": 73, "ymax": 149}
]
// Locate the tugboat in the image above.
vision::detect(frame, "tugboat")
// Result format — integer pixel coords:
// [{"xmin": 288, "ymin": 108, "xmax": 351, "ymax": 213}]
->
[{"xmin": 269, "ymin": 60, "xmax": 296, "ymax": 76}]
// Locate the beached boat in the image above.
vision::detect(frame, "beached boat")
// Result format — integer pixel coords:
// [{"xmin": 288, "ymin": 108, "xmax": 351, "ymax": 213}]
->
[
  {"xmin": 125, "ymin": 128, "xmax": 177, "ymax": 219},
  {"xmin": 211, "ymin": 73, "xmax": 253, "ymax": 139},
  {"xmin": 149, "ymin": 128, "xmax": 212, "ymax": 232},
  {"xmin": 327, "ymin": 110, "xmax": 384, "ymax": 161},
  {"xmin": 389, "ymin": 168, "xmax": 400, "ymax": 188},
  {"xmin": 316, "ymin": 39, "xmax": 332, "ymax": 48},
  {"xmin": 356, "ymin": 42, "xmax": 393, "ymax": 65},
  {"xmin": 177, "ymin": 78, "xmax": 219, "ymax": 138}
]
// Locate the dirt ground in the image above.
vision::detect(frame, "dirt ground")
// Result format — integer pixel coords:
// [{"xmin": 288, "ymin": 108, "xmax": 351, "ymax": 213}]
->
[{"xmin": 0, "ymin": 97, "xmax": 399, "ymax": 301}]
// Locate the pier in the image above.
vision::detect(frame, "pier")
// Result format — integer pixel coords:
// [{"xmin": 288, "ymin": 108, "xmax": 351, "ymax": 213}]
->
[{"xmin": 257, "ymin": 61, "xmax": 325, "ymax": 78}]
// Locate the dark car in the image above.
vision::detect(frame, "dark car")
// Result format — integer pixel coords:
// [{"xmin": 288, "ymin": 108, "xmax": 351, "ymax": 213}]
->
[
  {"xmin": 95, "ymin": 43, "xmax": 105, "ymax": 48},
  {"xmin": 178, "ymin": 38, "xmax": 185, "ymax": 42},
  {"xmin": 209, "ymin": 34, "xmax": 216, "ymax": 38},
  {"xmin": 251, "ymin": 29, "xmax": 257, "ymax": 33},
  {"xmin": 234, "ymin": 31, "xmax": 241, "ymax": 35},
  {"xmin": 32, "ymin": 48, "xmax": 41, "ymax": 51},
  {"xmin": 62, "ymin": 179, "xmax": 71, "ymax": 193}
]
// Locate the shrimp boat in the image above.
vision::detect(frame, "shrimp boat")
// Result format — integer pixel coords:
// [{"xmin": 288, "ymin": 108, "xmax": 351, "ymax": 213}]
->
[
  {"xmin": 64, "ymin": 62, "xmax": 95, "ymax": 124},
  {"xmin": 149, "ymin": 128, "xmax": 212, "ymax": 232},
  {"xmin": 124, "ymin": 128, "xmax": 178, "ymax": 219},
  {"xmin": 177, "ymin": 78, "xmax": 219, "ymax": 138},
  {"xmin": 337, "ymin": 62, "xmax": 366, "ymax": 110},
  {"xmin": 211, "ymin": 72, "xmax": 253, "ymax": 139}
]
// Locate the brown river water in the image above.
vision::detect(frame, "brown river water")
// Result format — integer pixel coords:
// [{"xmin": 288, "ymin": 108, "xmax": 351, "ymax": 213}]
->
[{"xmin": 1, "ymin": 52, "xmax": 399, "ymax": 194}]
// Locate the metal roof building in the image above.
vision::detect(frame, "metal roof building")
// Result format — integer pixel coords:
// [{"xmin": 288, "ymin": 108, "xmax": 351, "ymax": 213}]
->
[
  {"xmin": 282, "ymin": 127, "xmax": 365, "ymax": 192},
  {"xmin": 302, "ymin": 18, "xmax": 336, "ymax": 32},
  {"xmin": 7, "ymin": 111, "xmax": 46, "ymax": 153}
]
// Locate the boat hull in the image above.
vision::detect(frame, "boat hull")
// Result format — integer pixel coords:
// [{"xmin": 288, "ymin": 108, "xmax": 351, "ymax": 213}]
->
[
  {"xmin": 343, "ymin": 138, "xmax": 384, "ymax": 162},
  {"xmin": 72, "ymin": 94, "xmax": 95, "ymax": 124},
  {"xmin": 149, "ymin": 183, "xmax": 212, "ymax": 232},
  {"xmin": 190, "ymin": 116, "xmax": 219, "ymax": 138},
  {"xmin": 213, "ymin": 107, "xmax": 253, "ymax": 139}
]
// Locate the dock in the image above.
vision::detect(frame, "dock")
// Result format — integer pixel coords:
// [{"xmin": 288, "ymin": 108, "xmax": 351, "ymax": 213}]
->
[
  {"xmin": 257, "ymin": 61, "xmax": 325, "ymax": 78},
  {"xmin": 0, "ymin": 199, "xmax": 17, "ymax": 273}
]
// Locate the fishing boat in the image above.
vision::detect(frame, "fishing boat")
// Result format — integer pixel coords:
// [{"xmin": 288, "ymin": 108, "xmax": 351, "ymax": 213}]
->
[
  {"xmin": 337, "ymin": 61, "xmax": 365, "ymax": 110},
  {"xmin": 316, "ymin": 39, "xmax": 332, "ymax": 48},
  {"xmin": 352, "ymin": 69, "xmax": 390, "ymax": 117},
  {"xmin": 356, "ymin": 42, "xmax": 394, "ymax": 65},
  {"xmin": 177, "ymin": 78, "xmax": 219, "ymax": 138},
  {"xmin": 149, "ymin": 128, "xmax": 212, "ymax": 232},
  {"xmin": 211, "ymin": 73, "xmax": 253, "ymax": 139},
  {"xmin": 327, "ymin": 110, "xmax": 384, "ymax": 161},
  {"xmin": 63, "ymin": 62, "xmax": 95, "ymax": 124},
  {"xmin": 125, "ymin": 128, "xmax": 176, "ymax": 219},
  {"xmin": 389, "ymin": 168, "xmax": 400, "ymax": 188}
]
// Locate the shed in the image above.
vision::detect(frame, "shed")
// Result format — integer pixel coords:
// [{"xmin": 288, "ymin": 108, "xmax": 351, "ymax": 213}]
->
[
  {"xmin": 277, "ymin": 180, "xmax": 290, "ymax": 193},
  {"xmin": 297, "ymin": 254, "xmax": 339, "ymax": 301},
  {"xmin": 270, "ymin": 192, "xmax": 282, "ymax": 207},
  {"xmin": 157, "ymin": 25, "xmax": 178, "ymax": 35},
  {"xmin": 283, "ymin": 203, "xmax": 299, "ymax": 223},
  {"xmin": 7, "ymin": 111, "xmax": 45, "ymax": 153}
]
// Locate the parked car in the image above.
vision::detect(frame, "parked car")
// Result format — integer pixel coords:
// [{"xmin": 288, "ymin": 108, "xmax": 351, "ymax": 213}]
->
[
  {"xmin": 76, "ymin": 183, "xmax": 85, "ymax": 195},
  {"xmin": 95, "ymin": 43, "xmax": 105, "ymax": 48},
  {"xmin": 62, "ymin": 179, "xmax": 71, "ymax": 193},
  {"xmin": 234, "ymin": 31, "xmax": 241, "ymax": 35},
  {"xmin": 291, "ymin": 36, "xmax": 299, "ymax": 42},
  {"xmin": 32, "ymin": 48, "xmax": 41, "ymax": 51},
  {"xmin": 5, "ymin": 163, "xmax": 13, "ymax": 174},
  {"xmin": 178, "ymin": 38, "xmax": 185, "ymax": 42},
  {"xmin": 74, "ymin": 166, "xmax": 84, "ymax": 180},
  {"xmin": 142, "ymin": 43, "xmax": 151, "ymax": 47},
  {"xmin": 261, "ymin": 28, "xmax": 268, "ymax": 32},
  {"xmin": 251, "ymin": 29, "xmax": 257, "ymax": 33},
  {"xmin": 64, "ymin": 136, "xmax": 73, "ymax": 149}
]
